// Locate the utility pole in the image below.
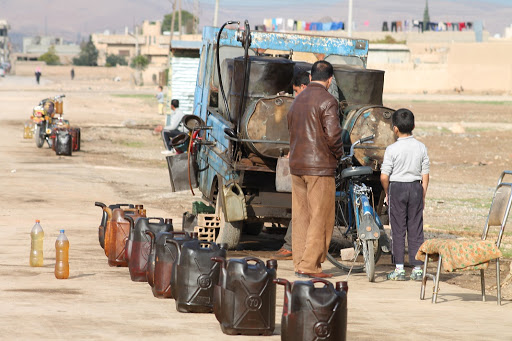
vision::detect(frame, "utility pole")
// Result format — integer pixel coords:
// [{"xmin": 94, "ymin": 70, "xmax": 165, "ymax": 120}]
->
[
  {"xmin": 178, "ymin": 0, "xmax": 182, "ymax": 39},
  {"xmin": 213, "ymin": 0, "xmax": 219, "ymax": 27},
  {"xmin": 194, "ymin": 0, "xmax": 199, "ymax": 34},
  {"xmin": 170, "ymin": 0, "xmax": 176, "ymax": 42},
  {"xmin": 348, "ymin": 0, "xmax": 353, "ymax": 37}
]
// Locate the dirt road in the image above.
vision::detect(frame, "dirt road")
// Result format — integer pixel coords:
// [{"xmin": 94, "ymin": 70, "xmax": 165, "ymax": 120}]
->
[{"xmin": 1, "ymin": 75, "xmax": 511, "ymax": 340}]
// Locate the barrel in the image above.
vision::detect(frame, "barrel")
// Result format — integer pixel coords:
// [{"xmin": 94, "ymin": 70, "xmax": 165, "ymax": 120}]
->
[
  {"xmin": 341, "ymin": 105, "xmax": 396, "ymax": 170},
  {"xmin": 220, "ymin": 56, "xmax": 295, "ymax": 125},
  {"xmin": 332, "ymin": 64, "xmax": 385, "ymax": 106}
]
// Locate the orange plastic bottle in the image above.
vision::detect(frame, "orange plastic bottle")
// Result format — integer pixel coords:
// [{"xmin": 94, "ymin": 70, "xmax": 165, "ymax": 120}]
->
[
  {"xmin": 30, "ymin": 220, "xmax": 44, "ymax": 267},
  {"xmin": 55, "ymin": 230, "xmax": 69, "ymax": 279}
]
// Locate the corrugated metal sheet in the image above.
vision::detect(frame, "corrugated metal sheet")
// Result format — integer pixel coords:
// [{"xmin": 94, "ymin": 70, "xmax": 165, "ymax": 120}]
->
[{"xmin": 170, "ymin": 56, "xmax": 200, "ymax": 116}]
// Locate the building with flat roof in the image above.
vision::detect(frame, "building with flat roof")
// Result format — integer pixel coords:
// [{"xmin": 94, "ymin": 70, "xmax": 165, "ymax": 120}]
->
[
  {"xmin": 92, "ymin": 20, "xmax": 201, "ymax": 67},
  {"xmin": 16, "ymin": 36, "xmax": 80, "ymax": 64}
]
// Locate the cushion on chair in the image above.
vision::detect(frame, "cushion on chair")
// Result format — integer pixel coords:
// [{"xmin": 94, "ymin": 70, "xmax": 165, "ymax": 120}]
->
[{"xmin": 415, "ymin": 239, "xmax": 502, "ymax": 272}]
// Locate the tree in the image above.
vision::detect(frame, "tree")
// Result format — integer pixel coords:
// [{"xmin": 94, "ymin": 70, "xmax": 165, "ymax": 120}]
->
[
  {"xmin": 162, "ymin": 10, "xmax": 197, "ymax": 33},
  {"xmin": 130, "ymin": 55, "xmax": 149, "ymax": 71},
  {"xmin": 106, "ymin": 54, "xmax": 128, "ymax": 67},
  {"xmin": 423, "ymin": 0, "xmax": 430, "ymax": 31},
  {"xmin": 73, "ymin": 36, "xmax": 99, "ymax": 66},
  {"xmin": 38, "ymin": 45, "xmax": 60, "ymax": 65}
]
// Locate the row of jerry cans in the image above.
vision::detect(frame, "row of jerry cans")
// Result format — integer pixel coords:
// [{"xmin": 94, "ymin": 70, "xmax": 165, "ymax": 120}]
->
[{"xmin": 94, "ymin": 202, "xmax": 348, "ymax": 340}]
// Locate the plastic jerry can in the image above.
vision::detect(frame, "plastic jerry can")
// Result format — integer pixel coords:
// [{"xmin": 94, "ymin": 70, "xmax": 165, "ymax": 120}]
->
[
  {"xmin": 222, "ymin": 183, "xmax": 247, "ymax": 222},
  {"xmin": 145, "ymin": 220, "xmax": 173, "ymax": 287},
  {"xmin": 152, "ymin": 231, "xmax": 196, "ymax": 298},
  {"xmin": 94, "ymin": 202, "xmax": 134, "ymax": 249},
  {"xmin": 128, "ymin": 217, "xmax": 173, "ymax": 282},
  {"xmin": 105, "ymin": 208, "xmax": 135, "ymax": 267},
  {"xmin": 55, "ymin": 230, "xmax": 70, "ymax": 279},
  {"xmin": 104, "ymin": 207, "xmax": 142, "ymax": 258},
  {"xmin": 275, "ymin": 279, "xmax": 348, "ymax": 341},
  {"xmin": 212, "ymin": 257, "xmax": 277, "ymax": 335},
  {"xmin": 174, "ymin": 240, "xmax": 227, "ymax": 313},
  {"xmin": 30, "ymin": 220, "xmax": 44, "ymax": 267},
  {"xmin": 55, "ymin": 130, "xmax": 72, "ymax": 156}
]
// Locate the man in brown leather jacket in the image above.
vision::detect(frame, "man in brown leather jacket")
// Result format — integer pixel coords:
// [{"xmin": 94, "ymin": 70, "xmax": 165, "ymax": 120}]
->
[{"xmin": 287, "ymin": 60, "xmax": 343, "ymax": 278}]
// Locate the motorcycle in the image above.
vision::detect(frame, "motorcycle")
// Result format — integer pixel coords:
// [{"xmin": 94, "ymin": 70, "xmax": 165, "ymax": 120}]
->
[{"xmin": 31, "ymin": 94, "xmax": 67, "ymax": 148}]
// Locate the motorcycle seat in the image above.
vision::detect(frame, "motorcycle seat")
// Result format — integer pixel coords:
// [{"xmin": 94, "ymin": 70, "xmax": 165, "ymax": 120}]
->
[{"xmin": 341, "ymin": 166, "xmax": 373, "ymax": 179}]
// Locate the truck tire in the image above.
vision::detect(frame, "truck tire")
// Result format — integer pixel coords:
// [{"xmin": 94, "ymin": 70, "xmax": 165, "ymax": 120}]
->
[{"xmin": 214, "ymin": 178, "xmax": 242, "ymax": 249}]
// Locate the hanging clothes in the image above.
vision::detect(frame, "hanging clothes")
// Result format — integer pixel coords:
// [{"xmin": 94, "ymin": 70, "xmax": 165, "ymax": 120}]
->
[
  {"xmin": 458, "ymin": 22, "xmax": 466, "ymax": 31},
  {"xmin": 382, "ymin": 21, "xmax": 389, "ymax": 31},
  {"xmin": 287, "ymin": 19, "xmax": 294, "ymax": 31},
  {"xmin": 396, "ymin": 21, "xmax": 402, "ymax": 31},
  {"xmin": 305, "ymin": 22, "xmax": 311, "ymax": 31}
]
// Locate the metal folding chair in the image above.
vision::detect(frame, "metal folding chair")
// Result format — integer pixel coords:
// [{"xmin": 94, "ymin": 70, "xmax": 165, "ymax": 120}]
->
[{"xmin": 420, "ymin": 170, "xmax": 512, "ymax": 305}]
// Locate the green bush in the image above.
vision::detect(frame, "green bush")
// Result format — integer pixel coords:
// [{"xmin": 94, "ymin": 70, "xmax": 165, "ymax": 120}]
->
[
  {"xmin": 130, "ymin": 55, "xmax": 149, "ymax": 70},
  {"xmin": 106, "ymin": 54, "xmax": 128, "ymax": 67},
  {"xmin": 73, "ymin": 36, "xmax": 98, "ymax": 66},
  {"xmin": 39, "ymin": 45, "xmax": 60, "ymax": 65}
]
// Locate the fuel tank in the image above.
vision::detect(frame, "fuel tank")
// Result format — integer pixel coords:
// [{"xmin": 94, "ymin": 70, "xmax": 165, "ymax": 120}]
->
[
  {"xmin": 341, "ymin": 105, "xmax": 396, "ymax": 171},
  {"xmin": 219, "ymin": 56, "xmax": 295, "ymax": 159},
  {"xmin": 332, "ymin": 64, "xmax": 384, "ymax": 106}
]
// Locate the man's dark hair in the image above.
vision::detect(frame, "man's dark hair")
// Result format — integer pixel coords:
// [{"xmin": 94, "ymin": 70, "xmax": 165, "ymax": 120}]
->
[
  {"xmin": 311, "ymin": 60, "xmax": 333, "ymax": 81},
  {"xmin": 392, "ymin": 108, "xmax": 415, "ymax": 134},
  {"xmin": 293, "ymin": 71, "xmax": 310, "ymax": 87},
  {"xmin": 171, "ymin": 99, "xmax": 179, "ymax": 108}
]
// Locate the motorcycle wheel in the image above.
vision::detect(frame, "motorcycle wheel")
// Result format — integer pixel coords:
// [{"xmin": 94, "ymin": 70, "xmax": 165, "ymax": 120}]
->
[{"xmin": 35, "ymin": 125, "xmax": 44, "ymax": 148}]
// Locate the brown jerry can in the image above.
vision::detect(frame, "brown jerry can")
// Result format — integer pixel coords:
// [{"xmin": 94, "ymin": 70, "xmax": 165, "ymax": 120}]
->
[
  {"xmin": 106, "ymin": 208, "xmax": 146, "ymax": 267},
  {"xmin": 274, "ymin": 278, "xmax": 348, "ymax": 341},
  {"xmin": 151, "ymin": 231, "xmax": 196, "ymax": 298},
  {"xmin": 212, "ymin": 257, "xmax": 277, "ymax": 336},
  {"xmin": 94, "ymin": 202, "xmax": 135, "ymax": 250},
  {"xmin": 127, "ymin": 217, "xmax": 173, "ymax": 282},
  {"xmin": 174, "ymin": 240, "xmax": 227, "ymax": 313},
  {"xmin": 69, "ymin": 127, "xmax": 81, "ymax": 151},
  {"xmin": 104, "ymin": 206, "xmax": 145, "ymax": 258},
  {"xmin": 145, "ymin": 220, "xmax": 173, "ymax": 287}
]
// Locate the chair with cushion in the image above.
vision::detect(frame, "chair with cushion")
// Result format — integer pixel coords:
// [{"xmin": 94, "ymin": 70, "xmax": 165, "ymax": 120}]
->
[{"xmin": 416, "ymin": 170, "xmax": 512, "ymax": 305}]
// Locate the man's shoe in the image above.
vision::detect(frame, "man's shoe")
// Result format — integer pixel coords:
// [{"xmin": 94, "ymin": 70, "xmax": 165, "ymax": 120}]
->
[
  {"xmin": 410, "ymin": 268, "xmax": 423, "ymax": 281},
  {"xmin": 273, "ymin": 248, "xmax": 292, "ymax": 260},
  {"xmin": 295, "ymin": 270, "xmax": 333, "ymax": 279},
  {"xmin": 386, "ymin": 268, "xmax": 406, "ymax": 281}
]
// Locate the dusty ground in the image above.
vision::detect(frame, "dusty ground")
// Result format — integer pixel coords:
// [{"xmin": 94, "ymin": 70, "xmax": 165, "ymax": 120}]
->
[{"xmin": 1, "ymin": 73, "xmax": 511, "ymax": 340}]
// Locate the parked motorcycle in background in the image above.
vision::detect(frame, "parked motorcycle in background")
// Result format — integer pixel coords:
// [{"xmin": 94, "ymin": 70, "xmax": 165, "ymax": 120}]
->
[{"xmin": 30, "ymin": 94, "xmax": 81, "ymax": 156}]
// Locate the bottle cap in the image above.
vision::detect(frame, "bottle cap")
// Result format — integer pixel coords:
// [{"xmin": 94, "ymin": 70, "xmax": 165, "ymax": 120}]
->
[
  {"xmin": 60, "ymin": 229, "xmax": 65, "ymax": 233},
  {"xmin": 36, "ymin": 219, "xmax": 40, "ymax": 223}
]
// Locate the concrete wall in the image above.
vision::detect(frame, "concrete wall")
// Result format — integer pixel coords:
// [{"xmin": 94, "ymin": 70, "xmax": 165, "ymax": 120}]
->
[
  {"xmin": 13, "ymin": 61, "xmax": 168, "ymax": 86},
  {"xmin": 368, "ymin": 42, "xmax": 512, "ymax": 94}
]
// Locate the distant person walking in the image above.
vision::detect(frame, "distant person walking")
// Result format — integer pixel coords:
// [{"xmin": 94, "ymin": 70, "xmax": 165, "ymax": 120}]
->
[
  {"xmin": 156, "ymin": 86, "xmax": 165, "ymax": 115},
  {"xmin": 70, "ymin": 68, "xmax": 75, "ymax": 80},
  {"xmin": 35, "ymin": 67, "xmax": 42, "ymax": 84}
]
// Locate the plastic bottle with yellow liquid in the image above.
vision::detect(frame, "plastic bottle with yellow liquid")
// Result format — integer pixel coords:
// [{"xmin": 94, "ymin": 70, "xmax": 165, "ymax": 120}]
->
[
  {"xmin": 30, "ymin": 220, "xmax": 44, "ymax": 267},
  {"xmin": 55, "ymin": 230, "xmax": 69, "ymax": 279}
]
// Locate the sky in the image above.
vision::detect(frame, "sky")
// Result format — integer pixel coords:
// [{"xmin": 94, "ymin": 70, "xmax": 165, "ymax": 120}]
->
[{"xmin": 1, "ymin": 0, "xmax": 511, "ymax": 44}]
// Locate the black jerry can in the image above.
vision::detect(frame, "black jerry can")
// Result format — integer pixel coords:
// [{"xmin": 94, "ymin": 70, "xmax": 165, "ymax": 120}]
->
[
  {"xmin": 213, "ymin": 257, "xmax": 277, "ymax": 335},
  {"xmin": 275, "ymin": 279, "xmax": 348, "ymax": 341},
  {"xmin": 174, "ymin": 240, "xmax": 227, "ymax": 313}
]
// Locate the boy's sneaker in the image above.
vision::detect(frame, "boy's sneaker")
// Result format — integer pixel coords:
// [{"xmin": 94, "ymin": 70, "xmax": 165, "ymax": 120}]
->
[
  {"xmin": 387, "ymin": 268, "xmax": 406, "ymax": 281},
  {"xmin": 410, "ymin": 268, "xmax": 423, "ymax": 281}
]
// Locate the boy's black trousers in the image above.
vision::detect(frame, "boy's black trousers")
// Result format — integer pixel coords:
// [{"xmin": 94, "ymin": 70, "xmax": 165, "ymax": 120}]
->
[{"xmin": 388, "ymin": 181, "xmax": 424, "ymax": 266}]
